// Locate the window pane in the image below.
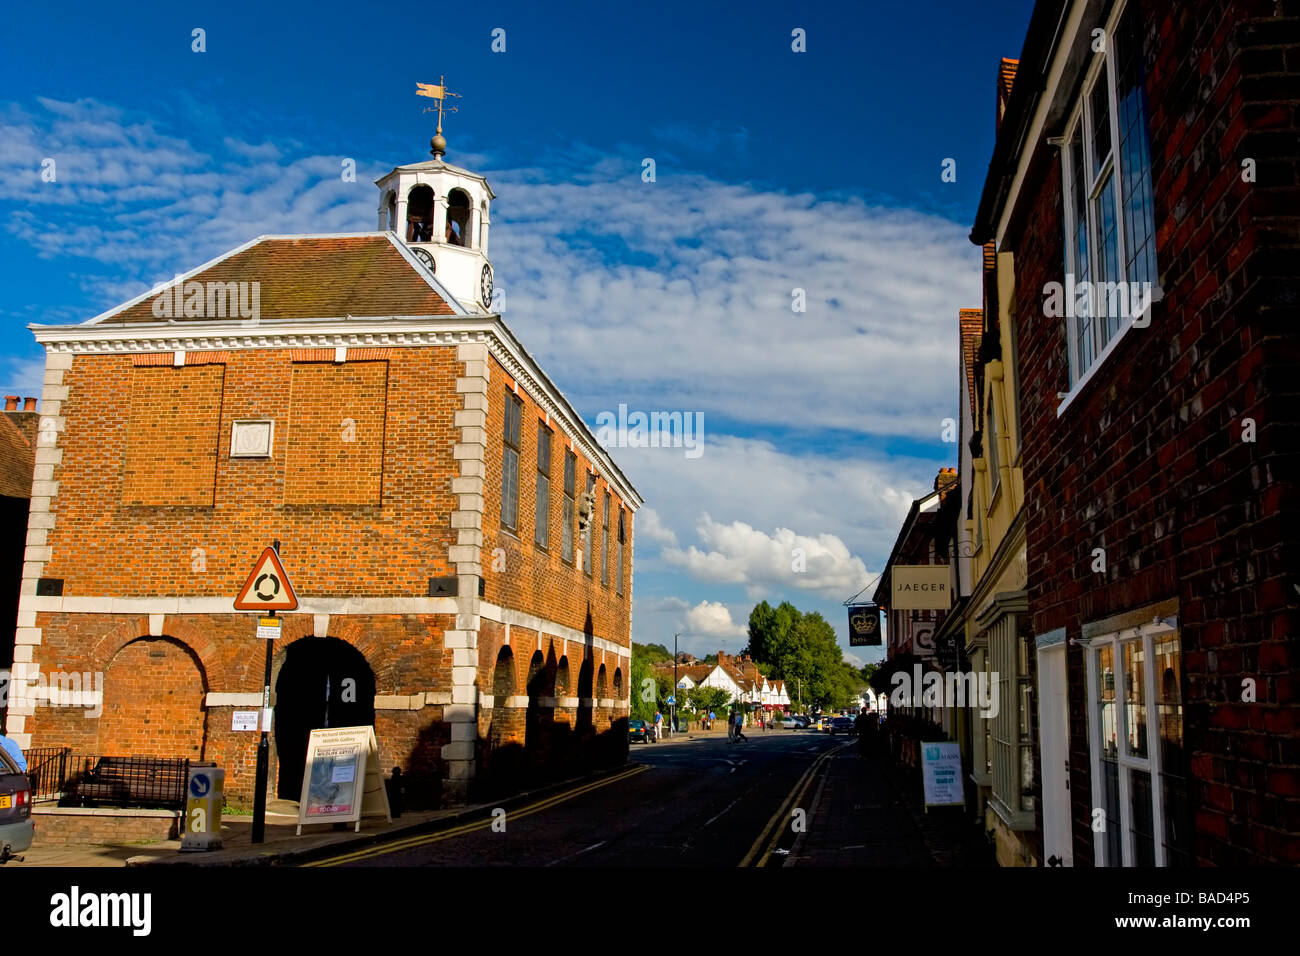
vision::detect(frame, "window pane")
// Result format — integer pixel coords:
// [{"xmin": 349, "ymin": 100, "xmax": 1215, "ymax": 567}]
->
[
  {"xmin": 1129, "ymin": 768, "xmax": 1156, "ymax": 865},
  {"xmin": 562, "ymin": 498, "xmax": 574, "ymax": 562},
  {"xmin": 1020, "ymin": 744, "xmax": 1035, "ymax": 812},
  {"xmin": 502, "ymin": 447, "xmax": 518, "ymax": 529},
  {"xmin": 601, "ymin": 492, "xmax": 610, "ymax": 586},
  {"xmin": 1101, "ymin": 758, "xmax": 1123, "ymax": 865},
  {"xmin": 1088, "ymin": 73, "xmax": 1111, "ymax": 176},
  {"xmin": 1155, "ymin": 636, "xmax": 1193, "ymax": 865},
  {"xmin": 583, "ymin": 475, "xmax": 595, "ymax": 576},
  {"xmin": 535, "ymin": 474, "xmax": 549, "ymax": 546},
  {"xmin": 1093, "ymin": 172, "xmax": 1122, "ymax": 345},
  {"xmin": 1068, "ymin": 125, "xmax": 1093, "ymax": 382},
  {"xmin": 1114, "ymin": 0, "xmax": 1158, "ymax": 290},
  {"xmin": 562, "ymin": 451, "xmax": 575, "ymax": 562},
  {"xmin": 1098, "ymin": 644, "xmax": 1118, "ymax": 760},
  {"xmin": 1124, "ymin": 640, "xmax": 1148, "ymax": 758}
]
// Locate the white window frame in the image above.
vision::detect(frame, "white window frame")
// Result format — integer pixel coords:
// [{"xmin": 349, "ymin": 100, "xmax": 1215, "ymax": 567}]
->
[
  {"xmin": 1057, "ymin": 0, "xmax": 1163, "ymax": 414},
  {"xmin": 1082, "ymin": 618, "xmax": 1178, "ymax": 866}
]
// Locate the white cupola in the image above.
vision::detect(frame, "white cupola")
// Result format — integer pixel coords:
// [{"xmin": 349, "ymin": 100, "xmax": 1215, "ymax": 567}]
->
[{"xmin": 375, "ymin": 131, "xmax": 497, "ymax": 314}]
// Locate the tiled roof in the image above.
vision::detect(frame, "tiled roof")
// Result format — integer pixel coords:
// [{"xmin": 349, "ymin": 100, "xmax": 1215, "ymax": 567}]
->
[
  {"xmin": 0, "ymin": 415, "xmax": 33, "ymax": 499},
  {"xmin": 998, "ymin": 58, "xmax": 1019, "ymax": 102},
  {"xmin": 960, "ymin": 309, "xmax": 983, "ymax": 424},
  {"xmin": 96, "ymin": 235, "xmax": 458, "ymax": 325}
]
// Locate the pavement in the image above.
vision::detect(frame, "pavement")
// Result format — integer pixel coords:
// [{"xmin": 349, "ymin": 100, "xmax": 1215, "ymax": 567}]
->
[
  {"xmin": 5, "ymin": 769, "xmax": 637, "ymax": 868},
  {"xmin": 788, "ymin": 744, "xmax": 994, "ymax": 866},
  {"xmin": 4, "ymin": 728, "xmax": 992, "ymax": 868}
]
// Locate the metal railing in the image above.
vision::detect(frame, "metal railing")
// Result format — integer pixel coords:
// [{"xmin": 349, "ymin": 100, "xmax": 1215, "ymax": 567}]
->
[{"xmin": 22, "ymin": 748, "xmax": 189, "ymax": 810}]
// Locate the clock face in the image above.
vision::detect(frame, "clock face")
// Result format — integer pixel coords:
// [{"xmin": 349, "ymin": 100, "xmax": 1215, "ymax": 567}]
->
[
  {"xmin": 481, "ymin": 263, "xmax": 494, "ymax": 308},
  {"xmin": 412, "ymin": 248, "xmax": 435, "ymax": 273}
]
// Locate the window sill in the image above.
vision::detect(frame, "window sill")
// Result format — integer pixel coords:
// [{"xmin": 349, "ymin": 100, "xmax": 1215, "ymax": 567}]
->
[
  {"xmin": 1057, "ymin": 285, "xmax": 1165, "ymax": 418},
  {"xmin": 988, "ymin": 794, "xmax": 1036, "ymax": 831}
]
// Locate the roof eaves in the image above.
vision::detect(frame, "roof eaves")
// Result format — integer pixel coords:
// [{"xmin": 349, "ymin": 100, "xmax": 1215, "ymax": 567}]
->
[{"xmin": 970, "ymin": 1, "xmax": 1073, "ymax": 247}]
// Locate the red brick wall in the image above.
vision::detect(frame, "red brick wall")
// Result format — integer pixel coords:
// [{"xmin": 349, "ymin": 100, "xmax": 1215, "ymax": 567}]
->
[
  {"xmin": 121, "ymin": 365, "xmax": 224, "ymax": 506},
  {"xmin": 284, "ymin": 361, "xmax": 388, "ymax": 505},
  {"xmin": 44, "ymin": 346, "xmax": 460, "ymax": 595},
  {"xmin": 97, "ymin": 638, "xmax": 207, "ymax": 758},
  {"xmin": 1006, "ymin": 0, "xmax": 1300, "ymax": 864},
  {"xmin": 480, "ymin": 356, "xmax": 633, "ymax": 649}
]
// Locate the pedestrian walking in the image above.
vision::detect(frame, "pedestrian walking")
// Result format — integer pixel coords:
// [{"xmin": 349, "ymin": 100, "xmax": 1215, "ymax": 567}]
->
[
  {"xmin": 733, "ymin": 711, "xmax": 747, "ymax": 743},
  {"xmin": 708, "ymin": 710, "xmax": 715, "ymax": 731},
  {"xmin": 654, "ymin": 710, "xmax": 664, "ymax": 742}
]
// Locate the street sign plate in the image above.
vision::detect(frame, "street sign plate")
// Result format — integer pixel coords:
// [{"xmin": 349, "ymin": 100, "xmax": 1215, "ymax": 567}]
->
[
  {"xmin": 234, "ymin": 546, "xmax": 299, "ymax": 611},
  {"xmin": 667, "ymin": 696, "xmax": 676, "ymax": 705},
  {"xmin": 256, "ymin": 617, "xmax": 282, "ymax": 640}
]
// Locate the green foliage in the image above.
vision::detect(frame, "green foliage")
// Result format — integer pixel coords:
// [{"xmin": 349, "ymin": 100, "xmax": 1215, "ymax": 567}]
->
[
  {"xmin": 745, "ymin": 601, "xmax": 866, "ymax": 710},
  {"xmin": 689, "ymin": 686, "xmax": 731, "ymax": 714},
  {"xmin": 635, "ymin": 642, "xmax": 672, "ymax": 664}
]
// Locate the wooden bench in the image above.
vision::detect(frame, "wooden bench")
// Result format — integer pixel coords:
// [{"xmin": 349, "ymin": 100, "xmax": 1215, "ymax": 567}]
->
[{"xmin": 70, "ymin": 757, "xmax": 190, "ymax": 809}]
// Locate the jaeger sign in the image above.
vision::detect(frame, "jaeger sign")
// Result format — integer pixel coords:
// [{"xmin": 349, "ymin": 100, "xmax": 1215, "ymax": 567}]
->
[{"xmin": 890, "ymin": 565, "xmax": 951, "ymax": 610}]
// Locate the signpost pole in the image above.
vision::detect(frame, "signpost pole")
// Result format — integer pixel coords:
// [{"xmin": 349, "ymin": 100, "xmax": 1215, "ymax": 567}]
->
[
  {"xmin": 251, "ymin": 612, "xmax": 274, "ymax": 844},
  {"xmin": 250, "ymin": 538, "xmax": 283, "ymax": 845}
]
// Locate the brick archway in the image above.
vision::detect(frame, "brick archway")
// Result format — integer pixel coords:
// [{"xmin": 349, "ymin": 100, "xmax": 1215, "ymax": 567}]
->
[{"xmin": 97, "ymin": 636, "xmax": 209, "ymax": 760}]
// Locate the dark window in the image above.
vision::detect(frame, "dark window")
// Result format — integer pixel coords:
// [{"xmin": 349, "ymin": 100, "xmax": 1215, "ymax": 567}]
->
[
  {"xmin": 616, "ymin": 509, "xmax": 626, "ymax": 595},
  {"xmin": 502, "ymin": 391, "xmax": 522, "ymax": 531},
  {"xmin": 535, "ymin": 423, "xmax": 552, "ymax": 548},
  {"xmin": 600, "ymin": 491, "xmax": 610, "ymax": 586},
  {"xmin": 562, "ymin": 449, "xmax": 576, "ymax": 563},
  {"xmin": 583, "ymin": 473, "xmax": 596, "ymax": 577}
]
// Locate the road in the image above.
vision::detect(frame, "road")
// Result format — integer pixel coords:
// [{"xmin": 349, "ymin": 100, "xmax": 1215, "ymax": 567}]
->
[{"xmin": 307, "ymin": 727, "xmax": 953, "ymax": 867}]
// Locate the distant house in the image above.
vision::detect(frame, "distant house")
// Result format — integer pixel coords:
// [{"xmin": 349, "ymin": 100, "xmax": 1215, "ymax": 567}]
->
[{"xmin": 0, "ymin": 396, "xmax": 37, "ymax": 736}]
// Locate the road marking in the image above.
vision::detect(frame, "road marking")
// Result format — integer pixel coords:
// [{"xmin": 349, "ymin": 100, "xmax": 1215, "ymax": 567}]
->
[
  {"xmin": 737, "ymin": 742, "xmax": 849, "ymax": 867},
  {"xmin": 305, "ymin": 764, "xmax": 648, "ymax": 867},
  {"xmin": 704, "ymin": 793, "xmax": 747, "ymax": 828},
  {"xmin": 545, "ymin": 840, "xmax": 607, "ymax": 867}
]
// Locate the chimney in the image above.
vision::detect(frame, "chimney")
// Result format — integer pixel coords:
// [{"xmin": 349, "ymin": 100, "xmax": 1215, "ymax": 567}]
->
[
  {"xmin": 22, "ymin": 397, "xmax": 36, "ymax": 412},
  {"xmin": 3, "ymin": 396, "xmax": 17, "ymax": 411},
  {"xmin": 935, "ymin": 467, "xmax": 958, "ymax": 492}
]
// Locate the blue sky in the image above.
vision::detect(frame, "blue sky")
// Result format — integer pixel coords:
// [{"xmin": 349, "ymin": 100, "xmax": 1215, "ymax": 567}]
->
[{"xmin": 0, "ymin": 0, "xmax": 1036, "ymax": 663}]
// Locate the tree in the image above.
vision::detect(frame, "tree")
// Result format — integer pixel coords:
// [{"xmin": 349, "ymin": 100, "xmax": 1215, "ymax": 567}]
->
[{"xmin": 690, "ymin": 686, "xmax": 731, "ymax": 714}]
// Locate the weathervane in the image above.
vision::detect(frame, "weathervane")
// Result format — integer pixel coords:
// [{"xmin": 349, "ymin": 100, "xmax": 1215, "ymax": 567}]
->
[{"xmin": 415, "ymin": 76, "xmax": 461, "ymax": 158}]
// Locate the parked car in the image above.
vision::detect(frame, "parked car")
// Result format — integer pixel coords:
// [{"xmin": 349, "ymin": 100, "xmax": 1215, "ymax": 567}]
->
[
  {"xmin": 829, "ymin": 716, "xmax": 855, "ymax": 735},
  {"xmin": 793, "ymin": 715, "xmax": 810, "ymax": 728},
  {"xmin": 628, "ymin": 719, "xmax": 654, "ymax": 744},
  {"xmin": 781, "ymin": 717, "xmax": 801, "ymax": 729},
  {"xmin": 0, "ymin": 746, "xmax": 33, "ymax": 862}
]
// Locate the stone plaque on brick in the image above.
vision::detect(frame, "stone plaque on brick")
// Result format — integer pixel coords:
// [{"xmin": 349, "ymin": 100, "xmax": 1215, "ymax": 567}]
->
[{"xmin": 230, "ymin": 419, "xmax": 274, "ymax": 458}]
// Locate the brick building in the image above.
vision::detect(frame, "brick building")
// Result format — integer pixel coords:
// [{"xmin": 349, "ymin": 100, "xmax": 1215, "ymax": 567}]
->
[
  {"xmin": 972, "ymin": 0, "xmax": 1300, "ymax": 864},
  {"xmin": 4, "ymin": 140, "xmax": 641, "ymax": 807}
]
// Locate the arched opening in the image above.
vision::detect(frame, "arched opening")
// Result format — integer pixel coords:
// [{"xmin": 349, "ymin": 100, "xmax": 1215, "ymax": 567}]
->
[
  {"xmin": 446, "ymin": 188, "xmax": 471, "ymax": 246},
  {"xmin": 273, "ymin": 637, "xmax": 375, "ymax": 800},
  {"xmin": 525, "ymin": 650, "xmax": 552, "ymax": 774},
  {"xmin": 98, "ymin": 637, "xmax": 208, "ymax": 759},
  {"xmin": 406, "ymin": 185, "xmax": 434, "ymax": 242},
  {"xmin": 492, "ymin": 646, "xmax": 516, "ymax": 699},
  {"xmin": 385, "ymin": 190, "xmax": 397, "ymax": 232},
  {"xmin": 613, "ymin": 667, "xmax": 623, "ymax": 699},
  {"xmin": 555, "ymin": 656, "xmax": 570, "ymax": 698},
  {"xmin": 596, "ymin": 664, "xmax": 608, "ymax": 701}
]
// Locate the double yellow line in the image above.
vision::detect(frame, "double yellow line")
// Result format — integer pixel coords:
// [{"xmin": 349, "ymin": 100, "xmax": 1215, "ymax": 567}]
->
[
  {"xmin": 738, "ymin": 742, "xmax": 847, "ymax": 867},
  {"xmin": 304, "ymin": 763, "xmax": 648, "ymax": 867}
]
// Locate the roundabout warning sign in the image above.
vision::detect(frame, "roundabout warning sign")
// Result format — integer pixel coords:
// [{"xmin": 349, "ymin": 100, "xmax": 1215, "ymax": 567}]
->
[{"xmin": 234, "ymin": 546, "xmax": 299, "ymax": 611}]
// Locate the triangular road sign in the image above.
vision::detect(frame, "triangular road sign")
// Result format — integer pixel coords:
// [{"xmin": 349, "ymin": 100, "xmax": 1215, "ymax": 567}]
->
[{"xmin": 234, "ymin": 546, "xmax": 299, "ymax": 611}]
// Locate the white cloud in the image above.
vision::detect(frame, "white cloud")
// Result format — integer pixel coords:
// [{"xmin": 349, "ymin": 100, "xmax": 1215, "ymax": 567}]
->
[
  {"xmin": 684, "ymin": 600, "xmax": 747, "ymax": 638},
  {"xmin": 635, "ymin": 507, "xmax": 679, "ymax": 548},
  {"xmin": 662, "ymin": 513, "xmax": 870, "ymax": 600}
]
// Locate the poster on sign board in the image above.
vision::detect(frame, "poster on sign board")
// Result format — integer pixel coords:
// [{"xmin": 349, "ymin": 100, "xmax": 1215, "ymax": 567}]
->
[
  {"xmin": 295, "ymin": 725, "xmax": 391, "ymax": 834},
  {"xmin": 921, "ymin": 741, "xmax": 965, "ymax": 807}
]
